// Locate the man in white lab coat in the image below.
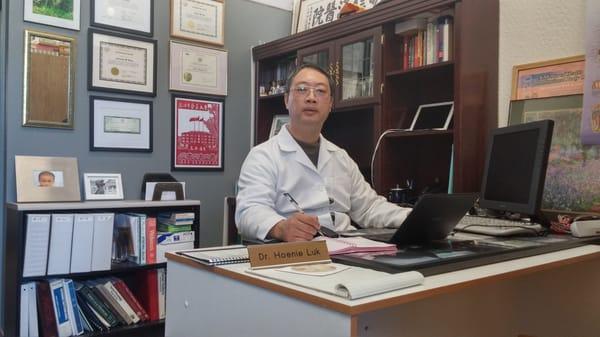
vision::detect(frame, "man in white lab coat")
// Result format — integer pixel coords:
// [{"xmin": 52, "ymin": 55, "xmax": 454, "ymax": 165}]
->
[{"xmin": 236, "ymin": 64, "xmax": 411, "ymax": 242}]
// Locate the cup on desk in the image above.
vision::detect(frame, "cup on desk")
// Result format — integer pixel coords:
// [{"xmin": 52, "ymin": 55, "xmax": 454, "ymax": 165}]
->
[{"xmin": 388, "ymin": 185, "xmax": 410, "ymax": 205}]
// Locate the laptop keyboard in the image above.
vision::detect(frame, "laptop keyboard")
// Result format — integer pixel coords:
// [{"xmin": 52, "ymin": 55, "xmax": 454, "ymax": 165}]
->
[{"xmin": 454, "ymin": 215, "xmax": 544, "ymax": 236}]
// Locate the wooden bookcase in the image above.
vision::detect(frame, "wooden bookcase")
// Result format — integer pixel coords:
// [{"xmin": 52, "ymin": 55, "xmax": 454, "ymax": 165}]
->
[
  {"xmin": 3, "ymin": 200, "xmax": 201, "ymax": 337},
  {"xmin": 252, "ymin": 0, "xmax": 499, "ymax": 197}
]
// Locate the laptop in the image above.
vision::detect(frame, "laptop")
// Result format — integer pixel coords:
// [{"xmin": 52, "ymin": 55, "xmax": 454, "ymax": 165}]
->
[
  {"xmin": 408, "ymin": 101, "xmax": 454, "ymax": 131},
  {"xmin": 360, "ymin": 193, "xmax": 477, "ymax": 245}
]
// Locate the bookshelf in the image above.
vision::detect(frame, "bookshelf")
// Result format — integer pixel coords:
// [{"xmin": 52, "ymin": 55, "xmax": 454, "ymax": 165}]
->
[
  {"xmin": 252, "ymin": 0, "xmax": 499, "ymax": 197},
  {"xmin": 3, "ymin": 200, "xmax": 201, "ymax": 337}
]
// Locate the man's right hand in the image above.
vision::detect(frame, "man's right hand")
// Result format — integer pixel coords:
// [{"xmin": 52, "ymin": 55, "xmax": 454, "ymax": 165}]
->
[{"xmin": 268, "ymin": 213, "xmax": 320, "ymax": 242}]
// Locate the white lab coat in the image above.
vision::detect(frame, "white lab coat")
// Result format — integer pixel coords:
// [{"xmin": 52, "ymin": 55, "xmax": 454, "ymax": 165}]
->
[{"xmin": 235, "ymin": 125, "xmax": 411, "ymax": 240}]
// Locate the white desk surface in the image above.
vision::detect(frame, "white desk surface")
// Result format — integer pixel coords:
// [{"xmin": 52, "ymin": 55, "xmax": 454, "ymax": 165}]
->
[{"xmin": 166, "ymin": 244, "xmax": 600, "ymax": 315}]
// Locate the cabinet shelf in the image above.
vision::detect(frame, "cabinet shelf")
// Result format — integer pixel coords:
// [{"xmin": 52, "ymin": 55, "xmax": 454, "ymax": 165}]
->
[
  {"xmin": 383, "ymin": 129, "xmax": 453, "ymax": 138},
  {"xmin": 21, "ymin": 262, "xmax": 168, "ymax": 282},
  {"xmin": 82, "ymin": 319, "xmax": 164, "ymax": 337},
  {"xmin": 258, "ymin": 93, "xmax": 285, "ymax": 101},
  {"xmin": 385, "ymin": 61, "xmax": 454, "ymax": 78}
]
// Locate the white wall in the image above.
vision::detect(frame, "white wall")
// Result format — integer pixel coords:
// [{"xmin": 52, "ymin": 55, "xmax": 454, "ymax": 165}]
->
[{"xmin": 498, "ymin": 0, "xmax": 585, "ymax": 126}]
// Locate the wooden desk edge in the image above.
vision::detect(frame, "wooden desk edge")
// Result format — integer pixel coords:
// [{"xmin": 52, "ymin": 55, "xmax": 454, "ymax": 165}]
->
[{"xmin": 166, "ymin": 248, "xmax": 600, "ymax": 316}]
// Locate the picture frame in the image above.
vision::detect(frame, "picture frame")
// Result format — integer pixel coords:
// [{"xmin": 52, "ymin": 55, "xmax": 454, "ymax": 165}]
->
[
  {"xmin": 508, "ymin": 94, "xmax": 600, "ymax": 214},
  {"xmin": 88, "ymin": 29, "xmax": 157, "ymax": 96},
  {"xmin": 295, "ymin": 0, "xmax": 381, "ymax": 34},
  {"xmin": 83, "ymin": 173, "xmax": 124, "ymax": 200},
  {"xmin": 24, "ymin": 0, "xmax": 80, "ymax": 31},
  {"xmin": 170, "ymin": 0, "xmax": 225, "ymax": 46},
  {"xmin": 91, "ymin": 0, "xmax": 154, "ymax": 36},
  {"xmin": 23, "ymin": 30, "xmax": 76, "ymax": 129},
  {"xmin": 15, "ymin": 155, "xmax": 81, "ymax": 203},
  {"xmin": 511, "ymin": 55, "xmax": 585, "ymax": 100},
  {"xmin": 90, "ymin": 95, "xmax": 153, "ymax": 152},
  {"xmin": 169, "ymin": 40, "xmax": 228, "ymax": 96},
  {"xmin": 172, "ymin": 94, "xmax": 224, "ymax": 171},
  {"xmin": 269, "ymin": 115, "xmax": 290, "ymax": 138}
]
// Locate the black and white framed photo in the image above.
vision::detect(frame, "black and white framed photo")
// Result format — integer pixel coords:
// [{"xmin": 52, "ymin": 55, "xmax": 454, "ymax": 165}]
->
[
  {"xmin": 88, "ymin": 29, "xmax": 157, "ymax": 96},
  {"xmin": 90, "ymin": 96, "xmax": 153, "ymax": 152},
  {"xmin": 91, "ymin": 0, "xmax": 154, "ymax": 36},
  {"xmin": 24, "ymin": 0, "xmax": 81, "ymax": 30},
  {"xmin": 83, "ymin": 173, "xmax": 124, "ymax": 200},
  {"xmin": 169, "ymin": 40, "xmax": 228, "ymax": 96},
  {"xmin": 170, "ymin": 0, "xmax": 225, "ymax": 46}
]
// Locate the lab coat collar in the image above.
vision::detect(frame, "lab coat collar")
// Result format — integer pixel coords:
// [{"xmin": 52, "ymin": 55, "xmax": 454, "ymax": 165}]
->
[{"xmin": 276, "ymin": 124, "xmax": 340, "ymax": 171}]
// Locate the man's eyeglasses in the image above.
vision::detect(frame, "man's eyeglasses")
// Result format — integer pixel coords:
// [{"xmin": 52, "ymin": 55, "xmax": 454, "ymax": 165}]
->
[{"xmin": 290, "ymin": 85, "xmax": 330, "ymax": 98}]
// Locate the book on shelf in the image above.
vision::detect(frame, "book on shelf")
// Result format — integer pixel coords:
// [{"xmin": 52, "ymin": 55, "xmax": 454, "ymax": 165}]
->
[
  {"xmin": 157, "ymin": 223, "xmax": 192, "ymax": 233},
  {"xmin": 157, "ymin": 231, "xmax": 194, "ymax": 263},
  {"xmin": 178, "ymin": 245, "xmax": 249, "ymax": 266},
  {"xmin": 246, "ymin": 263, "xmax": 424, "ymax": 300},
  {"xmin": 47, "ymin": 214, "xmax": 74, "ymax": 275},
  {"xmin": 48, "ymin": 279, "xmax": 73, "ymax": 337},
  {"xmin": 157, "ymin": 211, "xmax": 195, "ymax": 225},
  {"xmin": 23, "ymin": 214, "xmax": 51, "ymax": 277},
  {"xmin": 91, "ymin": 213, "xmax": 114, "ymax": 272},
  {"xmin": 70, "ymin": 214, "xmax": 94, "ymax": 273},
  {"xmin": 75, "ymin": 282, "xmax": 120, "ymax": 328},
  {"xmin": 63, "ymin": 279, "xmax": 84, "ymax": 336},
  {"xmin": 132, "ymin": 269, "xmax": 161, "ymax": 321},
  {"xmin": 313, "ymin": 236, "xmax": 397, "ymax": 255},
  {"xmin": 110, "ymin": 277, "xmax": 150, "ymax": 321},
  {"xmin": 20, "ymin": 282, "xmax": 39, "ymax": 337},
  {"xmin": 37, "ymin": 281, "xmax": 59, "ymax": 337}
]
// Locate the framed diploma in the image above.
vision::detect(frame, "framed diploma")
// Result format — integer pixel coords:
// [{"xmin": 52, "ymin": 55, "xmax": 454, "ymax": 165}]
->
[
  {"xmin": 511, "ymin": 55, "xmax": 585, "ymax": 100},
  {"xmin": 172, "ymin": 94, "xmax": 224, "ymax": 171},
  {"xmin": 24, "ymin": 0, "xmax": 81, "ymax": 31},
  {"xmin": 88, "ymin": 29, "xmax": 157, "ymax": 96},
  {"xmin": 90, "ymin": 95, "xmax": 153, "ymax": 152},
  {"xmin": 91, "ymin": 0, "xmax": 154, "ymax": 36},
  {"xmin": 170, "ymin": 0, "xmax": 225, "ymax": 46},
  {"xmin": 169, "ymin": 40, "xmax": 228, "ymax": 96}
]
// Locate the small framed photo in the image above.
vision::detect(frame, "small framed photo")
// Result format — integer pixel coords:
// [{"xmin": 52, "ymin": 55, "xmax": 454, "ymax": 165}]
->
[
  {"xmin": 511, "ymin": 55, "xmax": 585, "ymax": 100},
  {"xmin": 88, "ymin": 29, "xmax": 157, "ymax": 96},
  {"xmin": 91, "ymin": 0, "xmax": 154, "ymax": 36},
  {"xmin": 172, "ymin": 94, "xmax": 224, "ymax": 171},
  {"xmin": 90, "ymin": 96, "xmax": 153, "ymax": 152},
  {"xmin": 270, "ymin": 115, "xmax": 290, "ymax": 138},
  {"xmin": 169, "ymin": 40, "xmax": 228, "ymax": 96},
  {"xmin": 15, "ymin": 155, "xmax": 81, "ymax": 203},
  {"xmin": 170, "ymin": 0, "xmax": 225, "ymax": 46},
  {"xmin": 83, "ymin": 173, "xmax": 124, "ymax": 200},
  {"xmin": 24, "ymin": 0, "xmax": 81, "ymax": 30}
]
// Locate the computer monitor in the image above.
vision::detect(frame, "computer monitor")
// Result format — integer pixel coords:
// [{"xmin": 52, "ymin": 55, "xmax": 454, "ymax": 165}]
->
[
  {"xmin": 409, "ymin": 102, "xmax": 454, "ymax": 130},
  {"xmin": 478, "ymin": 119, "xmax": 554, "ymax": 216}
]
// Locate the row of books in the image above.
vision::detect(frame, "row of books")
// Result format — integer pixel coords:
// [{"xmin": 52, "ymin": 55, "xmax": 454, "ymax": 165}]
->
[
  {"xmin": 20, "ymin": 270, "xmax": 166, "ymax": 337},
  {"xmin": 395, "ymin": 15, "xmax": 454, "ymax": 70},
  {"xmin": 23, "ymin": 212, "xmax": 195, "ymax": 277}
]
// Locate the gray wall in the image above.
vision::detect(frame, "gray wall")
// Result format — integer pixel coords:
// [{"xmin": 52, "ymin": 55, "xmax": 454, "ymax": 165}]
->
[{"xmin": 0, "ymin": 0, "xmax": 291, "ymax": 328}]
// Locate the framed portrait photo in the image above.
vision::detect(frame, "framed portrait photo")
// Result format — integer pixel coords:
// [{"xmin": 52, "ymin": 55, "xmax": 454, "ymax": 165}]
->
[
  {"xmin": 511, "ymin": 55, "xmax": 585, "ymax": 100},
  {"xmin": 15, "ymin": 155, "xmax": 81, "ymax": 203},
  {"xmin": 170, "ymin": 0, "xmax": 225, "ymax": 46},
  {"xmin": 24, "ymin": 0, "xmax": 81, "ymax": 30},
  {"xmin": 172, "ymin": 95, "xmax": 224, "ymax": 171},
  {"xmin": 269, "ymin": 115, "xmax": 290, "ymax": 138},
  {"xmin": 169, "ymin": 40, "xmax": 228, "ymax": 96},
  {"xmin": 88, "ymin": 29, "xmax": 157, "ymax": 96},
  {"xmin": 91, "ymin": 0, "xmax": 154, "ymax": 36},
  {"xmin": 23, "ymin": 30, "xmax": 76, "ymax": 129},
  {"xmin": 83, "ymin": 173, "xmax": 124, "ymax": 200},
  {"xmin": 90, "ymin": 96, "xmax": 153, "ymax": 152}
]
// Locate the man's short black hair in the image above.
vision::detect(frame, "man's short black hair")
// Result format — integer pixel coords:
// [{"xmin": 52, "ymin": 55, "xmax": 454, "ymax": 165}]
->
[{"xmin": 285, "ymin": 63, "xmax": 335, "ymax": 97}]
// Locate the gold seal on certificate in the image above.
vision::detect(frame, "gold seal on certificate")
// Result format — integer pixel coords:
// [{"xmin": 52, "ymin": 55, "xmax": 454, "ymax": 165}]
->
[
  {"xmin": 169, "ymin": 40, "xmax": 227, "ymax": 96},
  {"xmin": 90, "ymin": 29, "xmax": 157, "ymax": 96},
  {"xmin": 171, "ymin": 0, "xmax": 224, "ymax": 46}
]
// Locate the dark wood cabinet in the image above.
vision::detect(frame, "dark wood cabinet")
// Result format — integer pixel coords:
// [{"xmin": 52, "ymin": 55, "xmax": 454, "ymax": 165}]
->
[{"xmin": 252, "ymin": 0, "xmax": 498, "ymax": 198}]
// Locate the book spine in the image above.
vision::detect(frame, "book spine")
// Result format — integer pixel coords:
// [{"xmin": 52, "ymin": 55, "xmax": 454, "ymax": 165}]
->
[
  {"xmin": 146, "ymin": 217, "xmax": 157, "ymax": 264},
  {"xmin": 64, "ymin": 279, "xmax": 84, "ymax": 335},
  {"xmin": 77, "ymin": 285, "xmax": 119, "ymax": 327},
  {"xmin": 91, "ymin": 282, "xmax": 132, "ymax": 325},
  {"xmin": 133, "ymin": 269, "xmax": 159, "ymax": 321},
  {"xmin": 103, "ymin": 280, "xmax": 140, "ymax": 323},
  {"xmin": 157, "ymin": 268, "xmax": 166, "ymax": 319},
  {"xmin": 75, "ymin": 292, "xmax": 108, "ymax": 331},
  {"xmin": 36, "ymin": 281, "xmax": 59, "ymax": 337},
  {"xmin": 112, "ymin": 278, "xmax": 150, "ymax": 321}
]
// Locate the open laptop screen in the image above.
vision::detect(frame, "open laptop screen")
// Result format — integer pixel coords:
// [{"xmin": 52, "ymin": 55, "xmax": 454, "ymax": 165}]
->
[{"xmin": 410, "ymin": 102, "xmax": 454, "ymax": 130}]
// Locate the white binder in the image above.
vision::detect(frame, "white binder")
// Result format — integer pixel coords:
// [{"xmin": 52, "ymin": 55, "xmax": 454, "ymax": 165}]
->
[
  {"xmin": 23, "ymin": 214, "xmax": 51, "ymax": 277},
  {"xmin": 49, "ymin": 279, "xmax": 73, "ymax": 337},
  {"xmin": 91, "ymin": 213, "xmax": 114, "ymax": 271},
  {"xmin": 28, "ymin": 282, "xmax": 39, "ymax": 337},
  {"xmin": 20, "ymin": 283, "xmax": 28, "ymax": 337},
  {"xmin": 47, "ymin": 214, "xmax": 74, "ymax": 275},
  {"xmin": 70, "ymin": 214, "xmax": 95, "ymax": 273}
]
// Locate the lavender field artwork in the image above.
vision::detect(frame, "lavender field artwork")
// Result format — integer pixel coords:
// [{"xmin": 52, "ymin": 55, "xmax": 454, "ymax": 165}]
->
[{"xmin": 511, "ymin": 95, "xmax": 600, "ymax": 213}]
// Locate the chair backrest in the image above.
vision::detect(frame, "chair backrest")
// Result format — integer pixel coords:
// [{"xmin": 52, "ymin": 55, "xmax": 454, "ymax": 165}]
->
[{"xmin": 222, "ymin": 196, "xmax": 240, "ymax": 245}]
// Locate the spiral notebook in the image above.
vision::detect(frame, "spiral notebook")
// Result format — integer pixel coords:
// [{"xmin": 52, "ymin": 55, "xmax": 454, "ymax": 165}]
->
[{"xmin": 178, "ymin": 245, "xmax": 249, "ymax": 266}]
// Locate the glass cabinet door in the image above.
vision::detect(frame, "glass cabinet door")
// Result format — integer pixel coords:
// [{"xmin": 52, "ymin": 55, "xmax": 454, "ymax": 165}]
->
[
  {"xmin": 335, "ymin": 27, "xmax": 381, "ymax": 108},
  {"xmin": 297, "ymin": 42, "xmax": 336, "ymax": 83}
]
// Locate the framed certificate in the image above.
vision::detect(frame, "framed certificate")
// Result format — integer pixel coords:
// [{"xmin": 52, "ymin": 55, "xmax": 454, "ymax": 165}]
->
[
  {"xmin": 91, "ymin": 0, "xmax": 154, "ymax": 36},
  {"xmin": 24, "ymin": 0, "xmax": 81, "ymax": 31},
  {"xmin": 170, "ymin": 0, "xmax": 225, "ymax": 46},
  {"xmin": 88, "ymin": 29, "xmax": 157, "ymax": 96},
  {"xmin": 169, "ymin": 40, "xmax": 228, "ymax": 96},
  {"xmin": 90, "ymin": 95, "xmax": 153, "ymax": 152},
  {"xmin": 172, "ymin": 94, "xmax": 224, "ymax": 171}
]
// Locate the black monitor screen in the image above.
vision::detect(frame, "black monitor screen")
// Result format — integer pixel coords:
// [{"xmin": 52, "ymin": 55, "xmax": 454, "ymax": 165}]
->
[
  {"xmin": 479, "ymin": 120, "xmax": 554, "ymax": 216},
  {"xmin": 411, "ymin": 103, "xmax": 453, "ymax": 130}
]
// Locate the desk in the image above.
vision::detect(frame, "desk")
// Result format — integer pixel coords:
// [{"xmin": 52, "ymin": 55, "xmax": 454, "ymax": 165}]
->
[{"xmin": 165, "ymin": 245, "xmax": 600, "ymax": 337}]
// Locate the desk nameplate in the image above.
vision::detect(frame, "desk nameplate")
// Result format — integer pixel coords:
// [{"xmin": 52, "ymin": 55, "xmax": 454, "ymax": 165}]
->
[{"xmin": 248, "ymin": 241, "xmax": 330, "ymax": 269}]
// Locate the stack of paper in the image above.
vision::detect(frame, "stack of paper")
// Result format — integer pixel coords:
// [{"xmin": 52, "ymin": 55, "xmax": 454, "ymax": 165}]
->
[{"xmin": 313, "ymin": 236, "xmax": 397, "ymax": 255}]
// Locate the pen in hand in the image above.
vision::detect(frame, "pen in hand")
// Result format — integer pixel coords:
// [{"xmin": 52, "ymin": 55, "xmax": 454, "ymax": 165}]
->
[{"xmin": 283, "ymin": 192, "xmax": 339, "ymax": 238}]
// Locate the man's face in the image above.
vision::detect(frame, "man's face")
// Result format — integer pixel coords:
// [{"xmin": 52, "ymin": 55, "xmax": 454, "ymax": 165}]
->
[
  {"xmin": 39, "ymin": 173, "xmax": 55, "ymax": 187},
  {"xmin": 284, "ymin": 68, "xmax": 333, "ymax": 131}
]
